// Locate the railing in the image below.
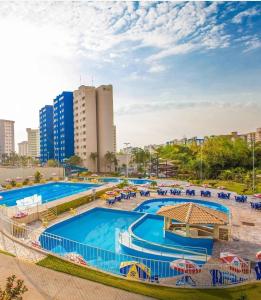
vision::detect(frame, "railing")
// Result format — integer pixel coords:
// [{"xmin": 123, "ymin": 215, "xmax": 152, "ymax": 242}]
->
[
  {"xmin": 126, "ymin": 214, "xmax": 208, "ymax": 261},
  {"xmin": 0, "ymin": 212, "xmax": 252, "ymax": 288},
  {"xmin": 119, "ymin": 231, "xmax": 209, "ymax": 262}
]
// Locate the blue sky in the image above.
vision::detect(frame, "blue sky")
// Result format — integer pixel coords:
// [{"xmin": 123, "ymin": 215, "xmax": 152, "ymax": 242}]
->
[{"xmin": 0, "ymin": 1, "xmax": 260, "ymax": 149}]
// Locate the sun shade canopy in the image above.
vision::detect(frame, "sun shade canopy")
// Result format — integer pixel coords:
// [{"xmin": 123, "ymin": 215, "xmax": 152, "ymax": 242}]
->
[{"xmin": 157, "ymin": 202, "xmax": 228, "ymax": 225}]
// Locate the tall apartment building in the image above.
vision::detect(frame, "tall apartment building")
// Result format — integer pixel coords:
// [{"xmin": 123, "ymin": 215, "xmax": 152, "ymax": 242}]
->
[
  {"xmin": 0, "ymin": 119, "xmax": 15, "ymax": 156},
  {"xmin": 26, "ymin": 128, "xmax": 40, "ymax": 158},
  {"xmin": 96, "ymin": 85, "xmax": 116, "ymax": 172},
  {"xmin": 73, "ymin": 86, "xmax": 97, "ymax": 170},
  {"xmin": 53, "ymin": 91, "xmax": 74, "ymax": 163},
  {"xmin": 39, "ymin": 105, "xmax": 54, "ymax": 164},
  {"xmin": 18, "ymin": 141, "xmax": 28, "ymax": 156},
  {"xmin": 73, "ymin": 85, "xmax": 116, "ymax": 172}
]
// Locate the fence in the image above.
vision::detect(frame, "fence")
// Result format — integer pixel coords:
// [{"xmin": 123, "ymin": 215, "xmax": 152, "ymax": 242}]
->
[{"xmin": 0, "ymin": 211, "xmax": 253, "ymax": 288}]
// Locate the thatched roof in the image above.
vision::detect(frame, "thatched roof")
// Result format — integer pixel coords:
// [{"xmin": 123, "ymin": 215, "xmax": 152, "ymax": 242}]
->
[{"xmin": 157, "ymin": 202, "xmax": 228, "ymax": 225}]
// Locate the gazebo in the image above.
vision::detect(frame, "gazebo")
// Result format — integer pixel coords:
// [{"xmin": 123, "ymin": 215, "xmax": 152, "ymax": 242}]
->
[{"xmin": 157, "ymin": 202, "xmax": 230, "ymax": 241}]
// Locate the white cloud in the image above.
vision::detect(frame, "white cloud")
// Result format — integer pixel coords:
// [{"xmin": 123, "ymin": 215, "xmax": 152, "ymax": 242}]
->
[
  {"xmin": 243, "ymin": 36, "xmax": 261, "ymax": 52},
  {"xmin": 232, "ymin": 7, "xmax": 259, "ymax": 24},
  {"xmin": 148, "ymin": 64, "xmax": 166, "ymax": 73}
]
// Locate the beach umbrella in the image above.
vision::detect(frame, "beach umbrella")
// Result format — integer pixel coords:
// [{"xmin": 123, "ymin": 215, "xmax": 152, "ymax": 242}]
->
[
  {"xmin": 220, "ymin": 252, "xmax": 250, "ymax": 274},
  {"xmin": 256, "ymin": 251, "xmax": 261, "ymax": 260},
  {"xmin": 120, "ymin": 261, "xmax": 151, "ymax": 280},
  {"xmin": 52, "ymin": 172, "xmax": 57, "ymax": 176},
  {"xmin": 27, "ymin": 175, "xmax": 34, "ymax": 179},
  {"xmin": 5, "ymin": 178, "xmax": 12, "ymax": 182},
  {"xmin": 253, "ymin": 194, "xmax": 261, "ymax": 199},
  {"xmin": 170, "ymin": 259, "xmax": 201, "ymax": 274},
  {"xmin": 91, "ymin": 174, "xmax": 98, "ymax": 177},
  {"xmin": 16, "ymin": 177, "xmax": 22, "ymax": 181}
]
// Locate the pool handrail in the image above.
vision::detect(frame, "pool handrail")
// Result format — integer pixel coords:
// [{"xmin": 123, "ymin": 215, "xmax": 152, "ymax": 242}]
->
[{"xmin": 126, "ymin": 214, "xmax": 208, "ymax": 261}]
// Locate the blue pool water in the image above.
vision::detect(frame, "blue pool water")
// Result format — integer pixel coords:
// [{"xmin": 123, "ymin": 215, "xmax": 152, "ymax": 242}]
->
[
  {"xmin": 99, "ymin": 177, "xmax": 152, "ymax": 185},
  {"xmin": 131, "ymin": 214, "xmax": 212, "ymax": 255},
  {"xmin": 135, "ymin": 198, "xmax": 229, "ymax": 214},
  {"xmin": 0, "ymin": 182, "xmax": 100, "ymax": 207},
  {"xmin": 43, "ymin": 208, "xmax": 141, "ymax": 252}
]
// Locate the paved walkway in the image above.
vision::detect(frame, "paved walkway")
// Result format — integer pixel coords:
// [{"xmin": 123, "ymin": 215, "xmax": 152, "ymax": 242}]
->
[{"xmin": 0, "ymin": 253, "xmax": 153, "ymax": 300}]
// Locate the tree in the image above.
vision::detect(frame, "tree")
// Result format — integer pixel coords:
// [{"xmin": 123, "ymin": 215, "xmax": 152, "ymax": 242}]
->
[
  {"xmin": 66, "ymin": 155, "xmax": 82, "ymax": 166},
  {"xmin": 90, "ymin": 152, "xmax": 98, "ymax": 172},
  {"xmin": 34, "ymin": 171, "xmax": 42, "ymax": 183},
  {"xmin": 0, "ymin": 275, "xmax": 28, "ymax": 300},
  {"xmin": 46, "ymin": 159, "xmax": 58, "ymax": 167},
  {"xmin": 104, "ymin": 151, "xmax": 116, "ymax": 172}
]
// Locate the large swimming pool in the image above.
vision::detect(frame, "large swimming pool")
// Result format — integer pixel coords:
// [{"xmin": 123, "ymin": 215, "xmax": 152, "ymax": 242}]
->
[
  {"xmin": 0, "ymin": 182, "xmax": 100, "ymax": 207},
  {"xmin": 40, "ymin": 199, "xmax": 229, "ymax": 278}
]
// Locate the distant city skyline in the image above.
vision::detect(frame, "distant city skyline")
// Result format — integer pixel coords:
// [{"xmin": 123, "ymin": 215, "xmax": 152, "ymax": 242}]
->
[{"xmin": 0, "ymin": 1, "xmax": 260, "ymax": 149}]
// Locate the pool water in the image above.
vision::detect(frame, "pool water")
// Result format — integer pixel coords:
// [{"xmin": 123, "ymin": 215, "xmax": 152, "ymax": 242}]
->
[
  {"xmin": 135, "ymin": 198, "xmax": 229, "ymax": 214},
  {"xmin": 0, "ymin": 182, "xmax": 100, "ymax": 207},
  {"xmin": 43, "ymin": 208, "xmax": 141, "ymax": 252},
  {"xmin": 99, "ymin": 177, "xmax": 152, "ymax": 185}
]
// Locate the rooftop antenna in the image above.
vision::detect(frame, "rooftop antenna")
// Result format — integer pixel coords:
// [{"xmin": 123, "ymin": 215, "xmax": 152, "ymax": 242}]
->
[{"xmin": 91, "ymin": 75, "xmax": 94, "ymax": 86}]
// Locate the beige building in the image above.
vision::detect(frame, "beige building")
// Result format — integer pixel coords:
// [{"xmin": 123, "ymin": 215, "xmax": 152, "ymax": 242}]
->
[
  {"xmin": 18, "ymin": 141, "xmax": 28, "ymax": 156},
  {"xmin": 73, "ymin": 86, "xmax": 98, "ymax": 171},
  {"xmin": 0, "ymin": 119, "xmax": 15, "ymax": 156},
  {"xmin": 256, "ymin": 128, "xmax": 261, "ymax": 143},
  {"xmin": 73, "ymin": 84, "xmax": 116, "ymax": 172},
  {"xmin": 26, "ymin": 128, "xmax": 40, "ymax": 158}
]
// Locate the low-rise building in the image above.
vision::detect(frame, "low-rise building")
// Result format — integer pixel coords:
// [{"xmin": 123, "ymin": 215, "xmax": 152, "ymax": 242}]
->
[{"xmin": 18, "ymin": 141, "xmax": 28, "ymax": 156}]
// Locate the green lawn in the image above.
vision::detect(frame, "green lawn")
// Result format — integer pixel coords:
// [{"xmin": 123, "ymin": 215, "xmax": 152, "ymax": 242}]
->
[
  {"xmin": 37, "ymin": 255, "xmax": 261, "ymax": 300},
  {"xmin": 0, "ymin": 249, "xmax": 15, "ymax": 257},
  {"xmin": 195, "ymin": 180, "xmax": 261, "ymax": 195}
]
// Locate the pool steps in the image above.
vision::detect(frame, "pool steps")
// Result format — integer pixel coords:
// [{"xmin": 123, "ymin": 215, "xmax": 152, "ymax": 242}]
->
[{"xmin": 119, "ymin": 231, "xmax": 210, "ymax": 262}]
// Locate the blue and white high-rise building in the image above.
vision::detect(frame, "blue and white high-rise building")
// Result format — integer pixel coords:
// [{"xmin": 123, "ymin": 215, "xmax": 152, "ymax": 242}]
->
[
  {"xmin": 53, "ymin": 91, "xmax": 74, "ymax": 163},
  {"xmin": 39, "ymin": 105, "xmax": 54, "ymax": 164}
]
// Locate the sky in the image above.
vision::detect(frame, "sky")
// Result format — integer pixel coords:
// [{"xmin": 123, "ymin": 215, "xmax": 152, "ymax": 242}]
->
[{"xmin": 0, "ymin": 1, "xmax": 260, "ymax": 150}]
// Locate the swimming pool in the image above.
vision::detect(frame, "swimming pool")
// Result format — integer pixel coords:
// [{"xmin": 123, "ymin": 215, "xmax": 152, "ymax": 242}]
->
[
  {"xmin": 135, "ymin": 198, "xmax": 229, "ymax": 214},
  {"xmin": 40, "ymin": 208, "xmax": 188, "ymax": 277},
  {"xmin": 99, "ymin": 177, "xmax": 152, "ymax": 185},
  {"xmin": 0, "ymin": 182, "xmax": 100, "ymax": 207},
  {"xmin": 40, "ymin": 199, "xmax": 229, "ymax": 278}
]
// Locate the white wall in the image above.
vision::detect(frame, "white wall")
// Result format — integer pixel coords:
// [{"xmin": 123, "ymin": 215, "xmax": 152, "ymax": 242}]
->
[{"xmin": 0, "ymin": 167, "xmax": 63, "ymax": 184}]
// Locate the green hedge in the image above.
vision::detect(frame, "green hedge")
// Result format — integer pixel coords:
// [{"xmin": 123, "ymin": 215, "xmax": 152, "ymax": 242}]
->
[{"xmin": 55, "ymin": 186, "xmax": 114, "ymax": 215}]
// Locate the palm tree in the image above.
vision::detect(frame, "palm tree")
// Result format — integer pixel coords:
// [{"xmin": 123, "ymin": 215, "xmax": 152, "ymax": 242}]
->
[
  {"xmin": 90, "ymin": 152, "xmax": 98, "ymax": 172},
  {"xmin": 104, "ymin": 151, "xmax": 116, "ymax": 172}
]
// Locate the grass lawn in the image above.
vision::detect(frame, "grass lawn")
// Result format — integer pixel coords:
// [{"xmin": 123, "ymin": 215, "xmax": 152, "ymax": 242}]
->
[
  {"xmin": 0, "ymin": 249, "xmax": 15, "ymax": 257},
  {"xmin": 199, "ymin": 180, "xmax": 261, "ymax": 195},
  {"xmin": 37, "ymin": 255, "xmax": 261, "ymax": 300}
]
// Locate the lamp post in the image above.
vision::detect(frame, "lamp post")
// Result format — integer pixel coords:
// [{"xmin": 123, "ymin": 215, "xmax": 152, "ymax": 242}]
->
[
  {"xmin": 252, "ymin": 137, "xmax": 255, "ymax": 193},
  {"xmin": 124, "ymin": 142, "xmax": 130, "ymax": 178}
]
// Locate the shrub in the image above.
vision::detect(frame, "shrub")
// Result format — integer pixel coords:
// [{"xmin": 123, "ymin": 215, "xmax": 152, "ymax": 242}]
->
[
  {"xmin": 34, "ymin": 171, "xmax": 42, "ymax": 183},
  {"xmin": 55, "ymin": 187, "xmax": 114, "ymax": 215},
  {"xmin": 0, "ymin": 275, "xmax": 28, "ymax": 299},
  {"xmin": 10, "ymin": 180, "xmax": 16, "ymax": 187},
  {"xmin": 22, "ymin": 178, "xmax": 29, "ymax": 185},
  {"xmin": 15, "ymin": 183, "xmax": 23, "ymax": 188},
  {"xmin": 40, "ymin": 179, "xmax": 46, "ymax": 184},
  {"xmin": 5, "ymin": 185, "xmax": 12, "ymax": 190}
]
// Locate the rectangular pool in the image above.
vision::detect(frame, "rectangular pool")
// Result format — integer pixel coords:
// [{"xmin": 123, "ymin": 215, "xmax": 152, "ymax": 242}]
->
[{"xmin": 0, "ymin": 182, "xmax": 101, "ymax": 207}]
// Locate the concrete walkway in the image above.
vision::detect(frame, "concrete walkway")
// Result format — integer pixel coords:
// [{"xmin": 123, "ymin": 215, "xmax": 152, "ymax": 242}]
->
[{"xmin": 0, "ymin": 253, "xmax": 153, "ymax": 300}]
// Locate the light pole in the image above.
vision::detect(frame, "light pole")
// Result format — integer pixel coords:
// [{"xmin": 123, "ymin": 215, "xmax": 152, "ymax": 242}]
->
[
  {"xmin": 124, "ymin": 142, "xmax": 130, "ymax": 178},
  {"xmin": 252, "ymin": 138, "xmax": 255, "ymax": 193}
]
